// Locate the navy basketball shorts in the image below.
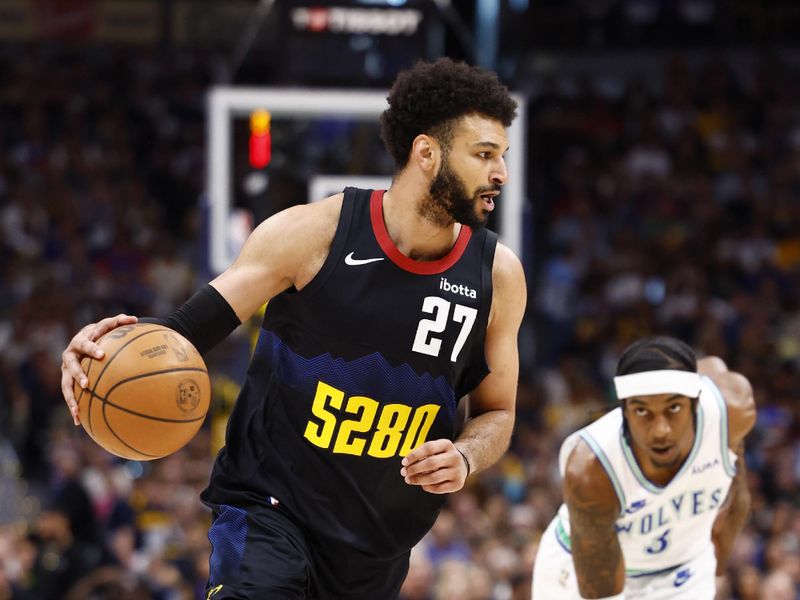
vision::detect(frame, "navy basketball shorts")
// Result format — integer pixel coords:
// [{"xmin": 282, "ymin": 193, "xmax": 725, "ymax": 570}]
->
[{"xmin": 205, "ymin": 502, "xmax": 410, "ymax": 599}]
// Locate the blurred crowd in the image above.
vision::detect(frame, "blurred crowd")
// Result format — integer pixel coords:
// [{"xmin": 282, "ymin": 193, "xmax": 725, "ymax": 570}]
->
[
  {"xmin": 518, "ymin": 52, "xmax": 800, "ymax": 599},
  {"xmin": 0, "ymin": 43, "xmax": 799, "ymax": 600},
  {"xmin": 511, "ymin": 0, "xmax": 800, "ymax": 50}
]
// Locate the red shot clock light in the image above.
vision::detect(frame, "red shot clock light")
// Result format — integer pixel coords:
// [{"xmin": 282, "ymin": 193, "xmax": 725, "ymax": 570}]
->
[{"xmin": 249, "ymin": 109, "xmax": 271, "ymax": 169}]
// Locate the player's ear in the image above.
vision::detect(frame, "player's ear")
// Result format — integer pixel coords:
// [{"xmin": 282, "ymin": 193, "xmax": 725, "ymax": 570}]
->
[{"xmin": 410, "ymin": 134, "xmax": 440, "ymax": 174}]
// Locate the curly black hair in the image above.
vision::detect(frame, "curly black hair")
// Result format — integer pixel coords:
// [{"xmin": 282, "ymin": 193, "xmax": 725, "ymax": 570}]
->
[{"xmin": 379, "ymin": 58, "xmax": 517, "ymax": 169}]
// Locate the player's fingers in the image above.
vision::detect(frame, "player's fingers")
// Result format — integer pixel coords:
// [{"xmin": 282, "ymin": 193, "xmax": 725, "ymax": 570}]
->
[
  {"xmin": 405, "ymin": 465, "xmax": 454, "ymax": 487},
  {"xmin": 91, "ymin": 314, "xmax": 137, "ymax": 341},
  {"xmin": 73, "ymin": 314, "xmax": 135, "ymax": 359},
  {"xmin": 62, "ymin": 349, "xmax": 89, "ymax": 389},
  {"xmin": 60, "ymin": 367, "xmax": 81, "ymax": 426},
  {"xmin": 401, "ymin": 452, "xmax": 449, "ymax": 478},
  {"xmin": 404, "ymin": 462, "xmax": 455, "ymax": 486},
  {"xmin": 59, "ymin": 314, "xmax": 136, "ymax": 428},
  {"xmin": 401, "ymin": 438, "xmax": 451, "ymax": 467},
  {"xmin": 421, "ymin": 480, "xmax": 459, "ymax": 494},
  {"xmin": 72, "ymin": 337, "xmax": 105, "ymax": 360}
]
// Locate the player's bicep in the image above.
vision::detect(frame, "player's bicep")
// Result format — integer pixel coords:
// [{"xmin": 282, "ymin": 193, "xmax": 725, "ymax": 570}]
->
[
  {"xmin": 469, "ymin": 244, "xmax": 526, "ymax": 414},
  {"xmin": 467, "ymin": 324, "xmax": 517, "ymax": 416},
  {"xmin": 211, "ymin": 200, "xmax": 337, "ymax": 321},
  {"xmin": 209, "ymin": 228, "xmax": 291, "ymax": 321}
]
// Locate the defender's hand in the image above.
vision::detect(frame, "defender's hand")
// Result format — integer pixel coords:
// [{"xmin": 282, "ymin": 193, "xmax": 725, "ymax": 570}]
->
[
  {"xmin": 401, "ymin": 439, "xmax": 469, "ymax": 494},
  {"xmin": 60, "ymin": 314, "xmax": 138, "ymax": 426}
]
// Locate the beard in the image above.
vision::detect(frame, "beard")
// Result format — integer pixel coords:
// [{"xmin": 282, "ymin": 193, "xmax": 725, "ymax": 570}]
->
[{"xmin": 421, "ymin": 159, "xmax": 493, "ymax": 229}]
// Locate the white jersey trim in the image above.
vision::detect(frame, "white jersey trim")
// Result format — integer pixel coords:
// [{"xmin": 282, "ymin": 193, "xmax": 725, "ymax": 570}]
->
[
  {"xmin": 703, "ymin": 375, "xmax": 737, "ymax": 477},
  {"xmin": 578, "ymin": 430, "xmax": 627, "ymax": 516}
]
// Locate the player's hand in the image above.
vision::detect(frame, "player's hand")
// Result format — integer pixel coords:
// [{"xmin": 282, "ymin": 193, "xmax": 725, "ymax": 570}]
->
[
  {"xmin": 400, "ymin": 439, "xmax": 470, "ymax": 494},
  {"xmin": 60, "ymin": 314, "xmax": 138, "ymax": 426}
]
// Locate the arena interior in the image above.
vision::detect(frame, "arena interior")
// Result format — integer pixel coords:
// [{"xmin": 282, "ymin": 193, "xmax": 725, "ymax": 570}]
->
[{"xmin": 1, "ymin": 1, "xmax": 799, "ymax": 599}]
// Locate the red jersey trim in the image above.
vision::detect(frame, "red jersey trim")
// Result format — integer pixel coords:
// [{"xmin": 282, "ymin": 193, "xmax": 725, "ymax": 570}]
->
[{"xmin": 369, "ymin": 189, "xmax": 472, "ymax": 275}]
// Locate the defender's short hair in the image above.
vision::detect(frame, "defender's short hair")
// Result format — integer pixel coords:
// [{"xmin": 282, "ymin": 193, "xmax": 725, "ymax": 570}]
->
[{"xmin": 616, "ymin": 336, "xmax": 697, "ymax": 376}]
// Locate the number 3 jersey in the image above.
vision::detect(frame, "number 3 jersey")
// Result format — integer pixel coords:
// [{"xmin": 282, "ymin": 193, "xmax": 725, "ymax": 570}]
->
[
  {"xmin": 553, "ymin": 376, "xmax": 738, "ymax": 575},
  {"xmin": 201, "ymin": 187, "xmax": 497, "ymax": 558}
]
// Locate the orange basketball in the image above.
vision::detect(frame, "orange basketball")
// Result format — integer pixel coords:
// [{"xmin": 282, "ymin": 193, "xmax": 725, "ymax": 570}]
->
[{"xmin": 75, "ymin": 323, "xmax": 211, "ymax": 460}]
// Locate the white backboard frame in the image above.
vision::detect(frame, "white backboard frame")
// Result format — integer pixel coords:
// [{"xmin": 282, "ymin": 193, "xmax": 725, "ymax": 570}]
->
[{"xmin": 207, "ymin": 86, "xmax": 526, "ymax": 274}]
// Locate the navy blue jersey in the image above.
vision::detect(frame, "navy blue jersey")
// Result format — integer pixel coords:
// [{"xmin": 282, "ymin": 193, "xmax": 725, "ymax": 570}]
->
[{"xmin": 202, "ymin": 187, "xmax": 497, "ymax": 558}]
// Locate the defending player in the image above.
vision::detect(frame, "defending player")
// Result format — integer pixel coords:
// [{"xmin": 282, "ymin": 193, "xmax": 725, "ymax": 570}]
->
[
  {"xmin": 532, "ymin": 336, "xmax": 756, "ymax": 599},
  {"xmin": 61, "ymin": 58, "xmax": 526, "ymax": 599}
]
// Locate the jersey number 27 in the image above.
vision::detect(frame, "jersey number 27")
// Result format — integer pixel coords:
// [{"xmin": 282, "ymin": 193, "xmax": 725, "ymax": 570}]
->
[{"xmin": 412, "ymin": 297, "xmax": 477, "ymax": 362}]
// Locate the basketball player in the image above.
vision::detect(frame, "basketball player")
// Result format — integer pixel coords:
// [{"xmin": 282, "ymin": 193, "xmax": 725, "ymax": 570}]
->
[
  {"xmin": 532, "ymin": 336, "xmax": 756, "ymax": 599},
  {"xmin": 60, "ymin": 58, "xmax": 526, "ymax": 599}
]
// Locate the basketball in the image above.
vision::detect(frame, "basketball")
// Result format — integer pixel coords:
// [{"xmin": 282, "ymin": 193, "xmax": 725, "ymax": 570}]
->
[{"xmin": 74, "ymin": 323, "xmax": 211, "ymax": 460}]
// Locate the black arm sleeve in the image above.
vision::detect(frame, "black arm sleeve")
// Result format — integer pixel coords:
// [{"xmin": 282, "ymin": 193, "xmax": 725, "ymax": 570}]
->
[{"xmin": 140, "ymin": 284, "xmax": 242, "ymax": 355}]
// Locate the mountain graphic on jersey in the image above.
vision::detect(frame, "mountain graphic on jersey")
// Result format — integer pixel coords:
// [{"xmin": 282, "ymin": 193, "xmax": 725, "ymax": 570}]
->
[{"xmin": 255, "ymin": 329, "xmax": 457, "ymax": 418}]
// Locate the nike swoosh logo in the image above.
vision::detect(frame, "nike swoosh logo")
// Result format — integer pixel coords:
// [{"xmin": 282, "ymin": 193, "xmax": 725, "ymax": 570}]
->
[
  {"xmin": 625, "ymin": 500, "xmax": 647, "ymax": 514},
  {"xmin": 345, "ymin": 252, "xmax": 385, "ymax": 266},
  {"xmin": 674, "ymin": 569, "xmax": 692, "ymax": 587}
]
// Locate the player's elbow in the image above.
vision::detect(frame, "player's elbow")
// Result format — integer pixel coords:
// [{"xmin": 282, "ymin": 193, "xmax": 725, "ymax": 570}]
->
[
  {"xmin": 699, "ymin": 355, "xmax": 728, "ymax": 374},
  {"xmin": 730, "ymin": 372, "xmax": 756, "ymax": 427}
]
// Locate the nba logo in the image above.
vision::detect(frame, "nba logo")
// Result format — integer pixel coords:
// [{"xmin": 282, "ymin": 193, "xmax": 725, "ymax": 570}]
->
[{"xmin": 176, "ymin": 379, "xmax": 201, "ymax": 413}]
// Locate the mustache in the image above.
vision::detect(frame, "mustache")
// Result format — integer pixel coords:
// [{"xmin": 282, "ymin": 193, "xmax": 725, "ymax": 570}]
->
[{"xmin": 475, "ymin": 184, "xmax": 502, "ymax": 195}]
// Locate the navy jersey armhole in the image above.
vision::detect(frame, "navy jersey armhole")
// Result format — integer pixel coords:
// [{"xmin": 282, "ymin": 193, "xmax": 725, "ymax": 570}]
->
[
  {"xmin": 480, "ymin": 230, "xmax": 498, "ymax": 326},
  {"xmin": 475, "ymin": 229, "xmax": 498, "ymax": 375},
  {"xmin": 294, "ymin": 188, "xmax": 360, "ymax": 298}
]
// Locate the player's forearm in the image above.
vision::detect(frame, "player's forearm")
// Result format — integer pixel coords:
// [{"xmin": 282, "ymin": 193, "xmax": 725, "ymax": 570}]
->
[
  {"xmin": 712, "ymin": 445, "xmax": 750, "ymax": 575},
  {"xmin": 562, "ymin": 440, "xmax": 627, "ymax": 598},
  {"xmin": 453, "ymin": 408, "xmax": 513, "ymax": 475},
  {"xmin": 140, "ymin": 284, "xmax": 241, "ymax": 355},
  {"xmin": 570, "ymin": 513, "xmax": 626, "ymax": 597},
  {"xmin": 712, "ymin": 494, "xmax": 750, "ymax": 575}
]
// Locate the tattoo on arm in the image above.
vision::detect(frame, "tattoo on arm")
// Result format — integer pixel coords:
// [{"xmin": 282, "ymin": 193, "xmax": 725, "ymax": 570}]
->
[{"xmin": 568, "ymin": 485, "xmax": 625, "ymax": 597}]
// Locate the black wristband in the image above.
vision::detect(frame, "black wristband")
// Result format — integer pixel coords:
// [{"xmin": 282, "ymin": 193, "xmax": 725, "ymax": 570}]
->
[
  {"xmin": 456, "ymin": 447, "xmax": 471, "ymax": 478},
  {"xmin": 141, "ymin": 285, "xmax": 241, "ymax": 355}
]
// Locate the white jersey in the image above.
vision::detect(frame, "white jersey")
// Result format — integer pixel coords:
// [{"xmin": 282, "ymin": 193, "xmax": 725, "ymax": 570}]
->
[{"xmin": 554, "ymin": 376, "xmax": 737, "ymax": 575}]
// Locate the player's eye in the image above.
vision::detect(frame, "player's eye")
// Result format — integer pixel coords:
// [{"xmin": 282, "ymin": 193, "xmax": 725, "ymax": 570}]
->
[
  {"xmin": 668, "ymin": 404, "xmax": 682, "ymax": 414},
  {"xmin": 634, "ymin": 407, "xmax": 649, "ymax": 417}
]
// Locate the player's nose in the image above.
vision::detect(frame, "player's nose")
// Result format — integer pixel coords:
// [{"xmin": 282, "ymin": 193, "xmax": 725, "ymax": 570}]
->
[
  {"xmin": 490, "ymin": 158, "xmax": 507, "ymax": 186},
  {"xmin": 651, "ymin": 415, "xmax": 671, "ymax": 438}
]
